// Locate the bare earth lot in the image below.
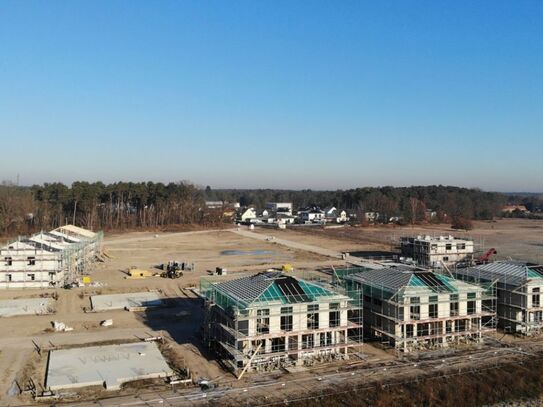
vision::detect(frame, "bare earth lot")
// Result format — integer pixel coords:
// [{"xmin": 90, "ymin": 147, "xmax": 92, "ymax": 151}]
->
[
  {"xmin": 0, "ymin": 228, "xmax": 337, "ymax": 405},
  {"xmin": 0, "ymin": 219, "xmax": 541, "ymax": 406},
  {"xmin": 254, "ymin": 219, "xmax": 543, "ymax": 264}
]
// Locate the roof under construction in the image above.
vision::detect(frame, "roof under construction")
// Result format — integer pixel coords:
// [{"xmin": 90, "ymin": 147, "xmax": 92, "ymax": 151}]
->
[
  {"xmin": 203, "ymin": 271, "xmax": 344, "ymax": 310},
  {"xmin": 456, "ymin": 261, "xmax": 543, "ymax": 287},
  {"xmin": 53, "ymin": 224, "xmax": 98, "ymax": 239},
  {"xmin": 345, "ymin": 268, "xmax": 465, "ymax": 294},
  {"xmin": 2, "ymin": 225, "xmax": 101, "ymax": 254}
]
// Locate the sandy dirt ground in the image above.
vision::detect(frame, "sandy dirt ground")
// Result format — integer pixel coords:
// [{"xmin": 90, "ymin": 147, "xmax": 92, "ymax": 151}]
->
[
  {"xmin": 0, "ymin": 227, "xmax": 358, "ymax": 405},
  {"xmin": 252, "ymin": 219, "xmax": 543, "ymax": 263},
  {"xmin": 0, "ymin": 219, "xmax": 541, "ymax": 405}
]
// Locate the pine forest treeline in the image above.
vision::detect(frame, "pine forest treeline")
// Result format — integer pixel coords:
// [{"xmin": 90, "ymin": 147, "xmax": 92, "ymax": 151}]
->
[
  {"xmin": 0, "ymin": 181, "xmax": 533, "ymax": 237},
  {"xmin": 0, "ymin": 181, "xmax": 205, "ymax": 237}
]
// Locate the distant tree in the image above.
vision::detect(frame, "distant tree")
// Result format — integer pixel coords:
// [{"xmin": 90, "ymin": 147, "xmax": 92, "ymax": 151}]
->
[
  {"xmin": 451, "ymin": 216, "xmax": 473, "ymax": 231},
  {"xmin": 0, "ymin": 183, "xmax": 509, "ymax": 237}
]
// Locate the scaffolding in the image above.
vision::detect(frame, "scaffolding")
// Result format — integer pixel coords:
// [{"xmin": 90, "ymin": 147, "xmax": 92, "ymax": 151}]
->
[
  {"xmin": 0, "ymin": 227, "xmax": 103, "ymax": 288},
  {"xmin": 334, "ymin": 266, "xmax": 496, "ymax": 354},
  {"xmin": 59, "ymin": 230, "xmax": 103, "ymax": 285},
  {"xmin": 398, "ymin": 235, "xmax": 478, "ymax": 268},
  {"xmin": 200, "ymin": 271, "xmax": 363, "ymax": 376},
  {"xmin": 450, "ymin": 262, "xmax": 543, "ymax": 335}
]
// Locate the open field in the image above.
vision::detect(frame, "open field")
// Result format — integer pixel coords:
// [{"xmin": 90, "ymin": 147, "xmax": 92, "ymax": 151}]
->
[
  {"xmin": 0, "ymin": 219, "xmax": 542, "ymax": 406},
  {"xmin": 250, "ymin": 219, "xmax": 543, "ymax": 264}
]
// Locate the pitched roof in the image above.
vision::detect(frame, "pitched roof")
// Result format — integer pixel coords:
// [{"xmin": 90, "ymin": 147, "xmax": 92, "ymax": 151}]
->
[
  {"xmin": 345, "ymin": 268, "xmax": 461, "ymax": 294},
  {"xmin": 456, "ymin": 261, "xmax": 543, "ymax": 286},
  {"xmin": 298, "ymin": 206, "xmax": 324, "ymax": 214},
  {"xmin": 215, "ymin": 272, "xmax": 278, "ymax": 304},
  {"xmin": 213, "ymin": 272, "xmax": 341, "ymax": 307},
  {"xmin": 346, "ymin": 269, "xmax": 412, "ymax": 291},
  {"xmin": 53, "ymin": 225, "xmax": 96, "ymax": 239}
]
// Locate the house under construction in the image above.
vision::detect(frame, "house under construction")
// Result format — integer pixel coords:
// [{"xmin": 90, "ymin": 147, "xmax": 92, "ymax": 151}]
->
[
  {"xmin": 400, "ymin": 235, "xmax": 475, "ymax": 267},
  {"xmin": 453, "ymin": 261, "xmax": 543, "ymax": 335},
  {"xmin": 338, "ymin": 267, "xmax": 496, "ymax": 352},
  {"xmin": 0, "ymin": 225, "xmax": 103, "ymax": 289},
  {"xmin": 200, "ymin": 271, "xmax": 363, "ymax": 376}
]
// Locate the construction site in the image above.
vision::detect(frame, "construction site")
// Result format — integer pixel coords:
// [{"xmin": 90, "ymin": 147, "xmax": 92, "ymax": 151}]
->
[
  {"xmin": 399, "ymin": 234, "xmax": 476, "ymax": 267},
  {"xmin": 0, "ymin": 225, "xmax": 103, "ymax": 289},
  {"xmin": 335, "ymin": 267, "xmax": 496, "ymax": 352},
  {"xmin": 453, "ymin": 261, "xmax": 543, "ymax": 335},
  {"xmin": 200, "ymin": 271, "xmax": 363, "ymax": 376},
  {"xmin": 0, "ymin": 219, "xmax": 542, "ymax": 406}
]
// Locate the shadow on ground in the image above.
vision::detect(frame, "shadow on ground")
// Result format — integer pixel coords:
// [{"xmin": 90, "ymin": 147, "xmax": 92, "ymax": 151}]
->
[{"xmin": 138, "ymin": 296, "xmax": 219, "ymax": 364}]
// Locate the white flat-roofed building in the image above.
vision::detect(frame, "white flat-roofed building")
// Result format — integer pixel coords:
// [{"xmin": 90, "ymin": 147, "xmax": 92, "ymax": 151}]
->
[{"xmin": 400, "ymin": 235, "xmax": 474, "ymax": 267}]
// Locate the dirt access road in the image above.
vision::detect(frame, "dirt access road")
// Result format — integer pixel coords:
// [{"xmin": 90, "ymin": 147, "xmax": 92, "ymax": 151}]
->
[
  {"xmin": 232, "ymin": 228, "xmax": 345, "ymax": 259},
  {"xmin": 232, "ymin": 228, "xmax": 386, "ymax": 269}
]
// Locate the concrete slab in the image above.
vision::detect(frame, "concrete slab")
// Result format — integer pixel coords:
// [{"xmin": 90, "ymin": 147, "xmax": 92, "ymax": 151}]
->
[
  {"xmin": 46, "ymin": 342, "xmax": 174, "ymax": 391},
  {"xmin": 284, "ymin": 366, "xmax": 308, "ymax": 374},
  {"xmin": 90, "ymin": 292, "xmax": 164, "ymax": 311},
  {"xmin": 0, "ymin": 298, "xmax": 53, "ymax": 317}
]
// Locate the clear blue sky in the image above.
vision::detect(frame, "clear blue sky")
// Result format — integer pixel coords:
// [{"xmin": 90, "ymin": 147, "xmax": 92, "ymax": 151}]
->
[{"xmin": 1, "ymin": 1, "xmax": 542, "ymax": 192}]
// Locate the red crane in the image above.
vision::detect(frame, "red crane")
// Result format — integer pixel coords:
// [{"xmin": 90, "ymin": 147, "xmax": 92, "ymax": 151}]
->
[{"xmin": 479, "ymin": 248, "xmax": 497, "ymax": 263}]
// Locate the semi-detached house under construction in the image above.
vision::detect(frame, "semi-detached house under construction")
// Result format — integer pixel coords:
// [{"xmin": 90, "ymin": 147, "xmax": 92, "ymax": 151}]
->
[
  {"xmin": 340, "ymin": 267, "xmax": 496, "ymax": 352},
  {"xmin": 453, "ymin": 261, "xmax": 543, "ymax": 335},
  {"xmin": 0, "ymin": 225, "xmax": 103, "ymax": 289},
  {"xmin": 200, "ymin": 271, "xmax": 363, "ymax": 376}
]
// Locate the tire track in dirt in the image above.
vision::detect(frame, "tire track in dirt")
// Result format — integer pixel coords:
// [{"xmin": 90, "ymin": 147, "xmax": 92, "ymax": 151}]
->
[{"xmin": 0, "ymin": 347, "xmax": 28, "ymax": 403}]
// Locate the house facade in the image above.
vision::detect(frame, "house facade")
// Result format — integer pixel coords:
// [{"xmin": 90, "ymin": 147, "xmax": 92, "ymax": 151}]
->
[
  {"xmin": 454, "ymin": 261, "xmax": 543, "ymax": 335},
  {"xmin": 298, "ymin": 206, "xmax": 325, "ymax": 224},
  {"xmin": 265, "ymin": 202, "xmax": 293, "ymax": 216},
  {"xmin": 342, "ymin": 268, "xmax": 495, "ymax": 352},
  {"xmin": 400, "ymin": 235, "xmax": 474, "ymax": 266},
  {"xmin": 201, "ymin": 272, "xmax": 362, "ymax": 375},
  {"xmin": 239, "ymin": 207, "xmax": 257, "ymax": 223},
  {"xmin": 324, "ymin": 207, "xmax": 349, "ymax": 224},
  {"xmin": 0, "ymin": 225, "xmax": 102, "ymax": 289}
]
